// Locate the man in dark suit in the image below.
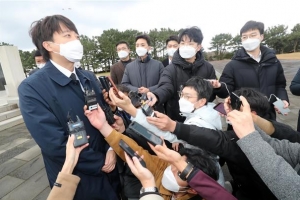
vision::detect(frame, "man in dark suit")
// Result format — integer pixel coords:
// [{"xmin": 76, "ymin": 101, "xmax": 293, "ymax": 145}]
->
[
  {"xmin": 18, "ymin": 15, "xmax": 120, "ymax": 200},
  {"xmin": 162, "ymin": 35, "xmax": 179, "ymax": 67}
]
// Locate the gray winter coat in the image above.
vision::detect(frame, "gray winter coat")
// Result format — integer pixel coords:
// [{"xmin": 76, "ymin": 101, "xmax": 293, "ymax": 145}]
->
[
  {"xmin": 121, "ymin": 55, "xmax": 164, "ymax": 92},
  {"xmin": 237, "ymin": 127, "xmax": 300, "ymax": 200}
]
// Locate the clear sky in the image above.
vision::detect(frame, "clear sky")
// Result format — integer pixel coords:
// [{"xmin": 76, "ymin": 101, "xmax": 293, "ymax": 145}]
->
[{"xmin": 0, "ymin": 0, "xmax": 299, "ymax": 51}]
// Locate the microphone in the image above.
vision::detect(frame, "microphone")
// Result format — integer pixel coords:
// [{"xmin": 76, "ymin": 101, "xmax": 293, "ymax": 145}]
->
[{"xmin": 70, "ymin": 73, "xmax": 79, "ymax": 85}]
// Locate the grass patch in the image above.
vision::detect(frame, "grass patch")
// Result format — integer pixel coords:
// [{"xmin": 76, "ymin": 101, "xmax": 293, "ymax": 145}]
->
[
  {"xmin": 95, "ymin": 72, "xmax": 110, "ymax": 77},
  {"xmin": 276, "ymin": 52, "xmax": 300, "ymax": 60}
]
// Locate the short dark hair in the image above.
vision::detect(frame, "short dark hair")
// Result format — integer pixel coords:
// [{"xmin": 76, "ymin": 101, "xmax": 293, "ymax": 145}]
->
[
  {"xmin": 29, "ymin": 15, "xmax": 78, "ymax": 61},
  {"xmin": 117, "ymin": 84, "xmax": 130, "ymax": 94},
  {"xmin": 179, "ymin": 147, "xmax": 219, "ymax": 181},
  {"xmin": 166, "ymin": 35, "xmax": 179, "ymax": 46},
  {"xmin": 178, "ymin": 26, "xmax": 203, "ymax": 44},
  {"xmin": 233, "ymin": 88, "xmax": 270, "ymax": 117},
  {"xmin": 135, "ymin": 34, "xmax": 151, "ymax": 46},
  {"xmin": 34, "ymin": 50, "xmax": 42, "ymax": 57},
  {"xmin": 183, "ymin": 77, "xmax": 213, "ymax": 102},
  {"xmin": 116, "ymin": 41, "xmax": 130, "ymax": 49},
  {"xmin": 240, "ymin": 20, "xmax": 264, "ymax": 35}
]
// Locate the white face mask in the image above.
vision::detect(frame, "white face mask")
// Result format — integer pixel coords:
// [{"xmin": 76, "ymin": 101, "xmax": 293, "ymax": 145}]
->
[
  {"xmin": 242, "ymin": 38, "xmax": 260, "ymax": 52},
  {"xmin": 179, "ymin": 98, "xmax": 195, "ymax": 113},
  {"xmin": 162, "ymin": 166, "xmax": 188, "ymax": 193},
  {"xmin": 118, "ymin": 50, "xmax": 129, "ymax": 59},
  {"xmin": 52, "ymin": 40, "xmax": 83, "ymax": 62},
  {"xmin": 117, "ymin": 107, "xmax": 123, "ymax": 111},
  {"xmin": 136, "ymin": 47, "xmax": 148, "ymax": 57},
  {"xmin": 36, "ymin": 63, "xmax": 45, "ymax": 69},
  {"xmin": 167, "ymin": 48, "xmax": 177, "ymax": 57},
  {"xmin": 179, "ymin": 46, "xmax": 196, "ymax": 59}
]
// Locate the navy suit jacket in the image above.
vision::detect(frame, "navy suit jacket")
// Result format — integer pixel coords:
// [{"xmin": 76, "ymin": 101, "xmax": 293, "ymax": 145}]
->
[{"xmin": 18, "ymin": 62, "xmax": 120, "ymax": 200}]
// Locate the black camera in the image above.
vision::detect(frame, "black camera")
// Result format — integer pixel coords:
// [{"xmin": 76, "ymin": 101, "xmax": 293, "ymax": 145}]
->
[
  {"xmin": 68, "ymin": 116, "xmax": 88, "ymax": 148},
  {"xmin": 85, "ymin": 89, "xmax": 98, "ymax": 111},
  {"xmin": 141, "ymin": 103, "xmax": 156, "ymax": 117},
  {"xmin": 128, "ymin": 91, "xmax": 148, "ymax": 108}
]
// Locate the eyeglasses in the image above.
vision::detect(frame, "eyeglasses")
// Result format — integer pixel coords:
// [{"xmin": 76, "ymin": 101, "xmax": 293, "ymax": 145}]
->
[{"xmin": 179, "ymin": 92, "xmax": 198, "ymax": 100}]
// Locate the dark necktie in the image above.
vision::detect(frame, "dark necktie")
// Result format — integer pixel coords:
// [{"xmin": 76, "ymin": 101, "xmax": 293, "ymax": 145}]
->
[
  {"xmin": 70, "ymin": 73, "xmax": 79, "ymax": 85},
  {"xmin": 69, "ymin": 73, "xmax": 84, "ymax": 100}
]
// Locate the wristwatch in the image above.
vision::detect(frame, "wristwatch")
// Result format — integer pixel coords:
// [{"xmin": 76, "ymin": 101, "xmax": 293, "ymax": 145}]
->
[{"xmin": 140, "ymin": 187, "xmax": 159, "ymax": 194}]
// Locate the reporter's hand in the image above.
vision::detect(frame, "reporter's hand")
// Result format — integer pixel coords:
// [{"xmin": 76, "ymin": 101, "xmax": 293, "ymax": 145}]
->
[
  {"xmin": 147, "ymin": 111, "xmax": 176, "ymax": 132},
  {"xmin": 226, "ymin": 96, "xmax": 255, "ymax": 139},
  {"xmin": 138, "ymin": 87, "xmax": 149, "ymax": 94},
  {"xmin": 109, "ymin": 88, "xmax": 132, "ymax": 110},
  {"xmin": 124, "ymin": 152, "xmax": 156, "ymax": 188},
  {"xmin": 102, "ymin": 150, "xmax": 116, "ymax": 173},
  {"xmin": 207, "ymin": 79, "xmax": 221, "ymax": 88},
  {"xmin": 172, "ymin": 142, "xmax": 180, "ymax": 152},
  {"xmin": 149, "ymin": 140, "xmax": 182, "ymax": 164},
  {"xmin": 146, "ymin": 92, "xmax": 157, "ymax": 106},
  {"xmin": 111, "ymin": 115, "xmax": 125, "ymax": 133},
  {"xmin": 150, "ymin": 141, "xmax": 188, "ymax": 173},
  {"xmin": 84, "ymin": 104, "xmax": 107, "ymax": 130},
  {"xmin": 102, "ymin": 89, "xmax": 116, "ymax": 107},
  {"xmin": 223, "ymin": 97, "xmax": 233, "ymax": 115},
  {"xmin": 61, "ymin": 134, "xmax": 89, "ymax": 174},
  {"xmin": 283, "ymin": 100, "xmax": 289, "ymax": 109}
]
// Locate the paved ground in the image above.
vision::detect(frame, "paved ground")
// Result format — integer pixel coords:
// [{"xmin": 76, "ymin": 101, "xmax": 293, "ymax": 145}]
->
[{"xmin": 0, "ymin": 59, "xmax": 299, "ymax": 200}]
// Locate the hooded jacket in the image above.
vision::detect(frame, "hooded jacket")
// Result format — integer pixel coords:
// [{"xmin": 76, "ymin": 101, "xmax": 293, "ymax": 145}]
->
[
  {"xmin": 183, "ymin": 103, "xmax": 222, "ymax": 130},
  {"xmin": 215, "ymin": 46, "xmax": 288, "ymax": 102},
  {"xmin": 153, "ymin": 50, "xmax": 216, "ymax": 122}
]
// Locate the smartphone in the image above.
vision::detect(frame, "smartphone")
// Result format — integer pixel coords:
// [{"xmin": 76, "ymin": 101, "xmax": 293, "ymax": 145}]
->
[
  {"xmin": 119, "ymin": 139, "xmax": 146, "ymax": 167},
  {"xmin": 98, "ymin": 76, "xmax": 110, "ymax": 92},
  {"xmin": 107, "ymin": 76, "xmax": 122, "ymax": 99},
  {"xmin": 141, "ymin": 103, "xmax": 156, "ymax": 117},
  {"xmin": 273, "ymin": 99, "xmax": 290, "ymax": 115},
  {"xmin": 128, "ymin": 121, "xmax": 163, "ymax": 146},
  {"xmin": 230, "ymin": 92, "xmax": 242, "ymax": 110},
  {"xmin": 213, "ymin": 102, "xmax": 227, "ymax": 115}
]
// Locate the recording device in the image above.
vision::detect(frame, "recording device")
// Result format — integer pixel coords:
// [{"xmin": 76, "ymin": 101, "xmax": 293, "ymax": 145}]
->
[
  {"xmin": 128, "ymin": 91, "xmax": 148, "ymax": 108},
  {"xmin": 269, "ymin": 94, "xmax": 290, "ymax": 115},
  {"xmin": 85, "ymin": 89, "xmax": 98, "ymax": 111},
  {"xmin": 97, "ymin": 77, "xmax": 116, "ymax": 125},
  {"xmin": 141, "ymin": 103, "xmax": 156, "ymax": 117},
  {"xmin": 68, "ymin": 116, "xmax": 88, "ymax": 148},
  {"xmin": 107, "ymin": 76, "xmax": 122, "ymax": 99},
  {"xmin": 128, "ymin": 121, "xmax": 163, "ymax": 146},
  {"xmin": 213, "ymin": 102, "xmax": 227, "ymax": 115},
  {"xmin": 99, "ymin": 76, "xmax": 110, "ymax": 92},
  {"xmin": 99, "ymin": 76, "xmax": 122, "ymax": 99},
  {"xmin": 230, "ymin": 92, "xmax": 242, "ymax": 110},
  {"xmin": 119, "ymin": 139, "xmax": 146, "ymax": 167}
]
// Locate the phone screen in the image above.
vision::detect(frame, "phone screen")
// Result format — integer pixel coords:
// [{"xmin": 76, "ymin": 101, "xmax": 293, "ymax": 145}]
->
[
  {"xmin": 129, "ymin": 122, "xmax": 163, "ymax": 146},
  {"xmin": 213, "ymin": 102, "xmax": 227, "ymax": 115}
]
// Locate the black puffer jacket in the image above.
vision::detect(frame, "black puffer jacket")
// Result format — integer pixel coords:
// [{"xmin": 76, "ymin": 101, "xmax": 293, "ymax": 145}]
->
[
  {"xmin": 153, "ymin": 50, "xmax": 216, "ymax": 122},
  {"xmin": 215, "ymin": 46, "xmax": 288, "ymax": 102}
]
